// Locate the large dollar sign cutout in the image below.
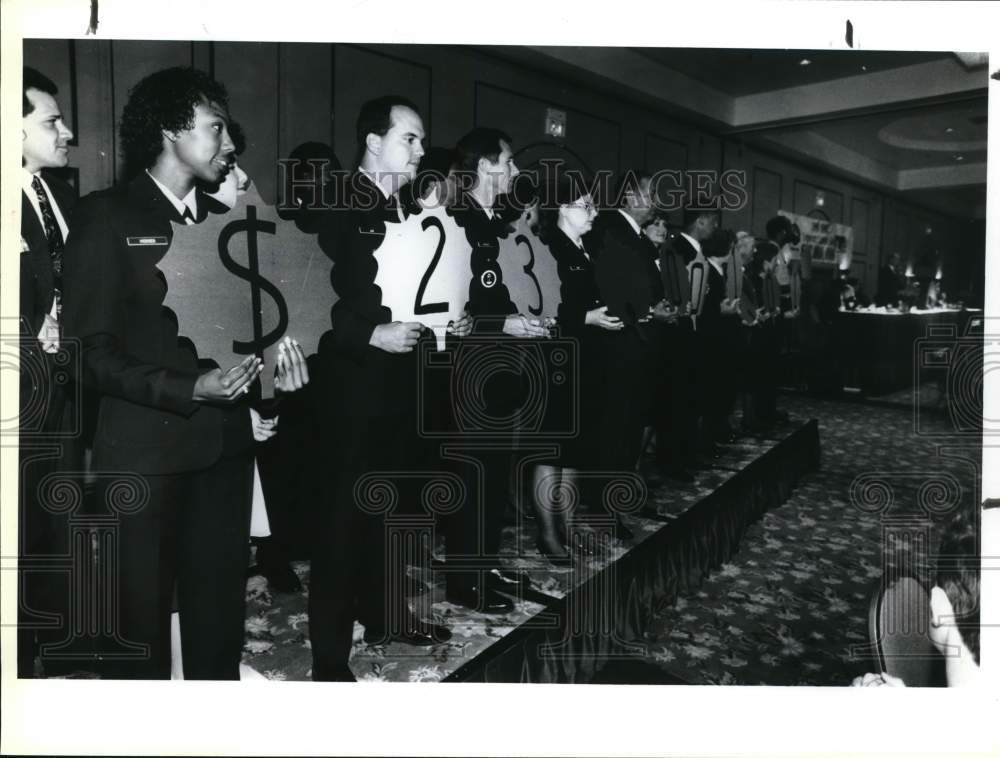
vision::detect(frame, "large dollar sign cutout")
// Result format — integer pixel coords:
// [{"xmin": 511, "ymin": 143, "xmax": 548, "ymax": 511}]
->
[{"xmin": 218, "ymin": 205, "xmax": 289, "ymax": 356}]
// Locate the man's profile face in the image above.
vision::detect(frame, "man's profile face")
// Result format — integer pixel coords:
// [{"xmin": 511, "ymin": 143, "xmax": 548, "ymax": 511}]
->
[
  {"xmin": 373, "ymin": 105, "xmax": 425, "ymax": 189},
  {"xmin": 172, "ymin": 99, "xmax": 235, "ymax": 184},
  {"xmin": 22, "ymin": 88, "xmax": 73, "ymax": 173},
  {"xmin": 481, "ymin": 139, "xmax": 518, "ymax": 198},
  {"xmin": 628, "ymin": 177, "xmax": 654, "ymax": 224}
]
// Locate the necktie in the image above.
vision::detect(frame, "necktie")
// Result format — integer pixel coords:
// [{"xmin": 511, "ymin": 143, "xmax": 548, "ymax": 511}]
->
[
  {"xmin": 31, "ymin": 175, "xmax": 65, "ymax": 313},
  {"xmin": 181, "ymin": 206, "xmax": 194, "ymax": 224}
]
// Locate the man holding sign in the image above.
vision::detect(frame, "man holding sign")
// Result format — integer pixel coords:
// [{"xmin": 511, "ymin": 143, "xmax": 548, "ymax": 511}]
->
[
  {"xmin": 443, "ymin": 128, "xmax": 548, "ymax": 614},
  {"xmin": 312, "ymin": 96, "xmax": 455, "ymax": 682}
]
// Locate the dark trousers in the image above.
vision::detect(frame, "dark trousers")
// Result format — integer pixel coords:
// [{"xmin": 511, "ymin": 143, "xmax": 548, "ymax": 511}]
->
[
  {"xmin": 596, "ymin": 328, "xmax": 654, "ymax": 480},
  {"xmin": 17, "ymin": 363, "xmax": 87, "ymax": 676},
  {"xmin": 98, "ymin": 453, "xmax": 253, "ymax": 680},
  {"xmin": 309, "ymin": 412, "xmax": 419, "ymax": 681},
  {"xmin": 444, "ymin": 447, "xmax": 511, "ymax": 592},
  {"xmin": 654, "ymin": 319, "xmax": 699, "ymax": 469},
  {"xmin": 752, "ymin": 324, "xmax": 780, "ymax": 422}
]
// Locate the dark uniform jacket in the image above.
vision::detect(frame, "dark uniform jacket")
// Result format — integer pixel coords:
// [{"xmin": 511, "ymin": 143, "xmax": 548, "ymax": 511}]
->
[
  {"xmin": 318, "ymin": 171, "xmax": 418, "ymax": 417},
  {"xmin": 452, "ymin": 194, "xmax": 518, "ymax": 334},
  {"xmin": 61, "ymin": 172, "xmax": 246, "ymax": 474}
]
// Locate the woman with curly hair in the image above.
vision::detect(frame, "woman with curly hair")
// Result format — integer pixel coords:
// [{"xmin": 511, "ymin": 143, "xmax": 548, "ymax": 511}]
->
[{"xmin": 62, "ymin": 67, "xmax": 263, "ymax": 679}]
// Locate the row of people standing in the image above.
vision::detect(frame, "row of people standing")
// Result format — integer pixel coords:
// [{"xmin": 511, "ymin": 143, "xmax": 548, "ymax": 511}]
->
[{"xmin": 304, "ymin": 93, "xmax": 798, "ymax": 680}]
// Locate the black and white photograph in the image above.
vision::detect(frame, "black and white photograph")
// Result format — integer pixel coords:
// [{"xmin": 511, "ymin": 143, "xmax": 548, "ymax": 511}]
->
[{"xmin": 2, "ymin": 1, "xmax": 997, "ymax": 755}]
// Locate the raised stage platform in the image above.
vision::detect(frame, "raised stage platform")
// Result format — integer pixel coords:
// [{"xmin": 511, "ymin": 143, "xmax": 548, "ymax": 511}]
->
[{"xmin": 241, "ymin": 417, "xmax": 821, "ymax": 682}]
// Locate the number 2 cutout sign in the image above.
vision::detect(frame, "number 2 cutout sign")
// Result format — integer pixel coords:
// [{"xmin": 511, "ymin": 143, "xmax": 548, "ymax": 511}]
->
[{"xmin": 372, "ymin": 204, "xmax": 472, "ymax": 350}]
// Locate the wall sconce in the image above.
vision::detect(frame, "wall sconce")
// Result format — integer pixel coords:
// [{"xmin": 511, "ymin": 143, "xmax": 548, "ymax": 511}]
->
[
  {"xmin": 545, "ymin": 108, "xmax": 566, "ymax": 140},
  {"xmin": 815, "ymin": 191, "xmax": 825, "ymax": 208}
]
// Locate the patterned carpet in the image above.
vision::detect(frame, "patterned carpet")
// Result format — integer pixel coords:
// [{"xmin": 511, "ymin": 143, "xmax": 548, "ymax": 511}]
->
[
  {"xmin": 638, "ymin": 395, "xmax": 978, "ymax": 685},
  {"xmin": 239, "ymin": 394, "xmax": 979, "ymax": 684}
]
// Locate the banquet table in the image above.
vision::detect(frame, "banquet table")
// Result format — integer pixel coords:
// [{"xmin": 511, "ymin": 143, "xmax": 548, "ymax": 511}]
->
[{"xmin": 833, "ymin": 307, "xmax": 980, "ymax": 396}]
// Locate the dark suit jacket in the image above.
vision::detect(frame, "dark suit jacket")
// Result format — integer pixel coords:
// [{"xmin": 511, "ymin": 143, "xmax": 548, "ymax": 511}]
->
[
  {"xmin": 452, "ymin": 194, "xmax": 518, "ymax": 334},
  {"xmin": 20, "ymin": 173, "xmax": 75, "ymax": 426},
  {"xmin": 21, "ymin": 172, "xmax": 75, "ymax": 339},
  {"xmin": 318, "ymin": 171, "xmax": 419, "ymax": 417},
  {"xmin": 698, "ymin": 261, "xmax": 727, "ymax": 336},
  {"xmin": 61, "ymin": 172, "xmax": 240, "ymax": 474},
  {"xmin": 585, "ymin": 210, "xmax": 662, "ymax": 327}
]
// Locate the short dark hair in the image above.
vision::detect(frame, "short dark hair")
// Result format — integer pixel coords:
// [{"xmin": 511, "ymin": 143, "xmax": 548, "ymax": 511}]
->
[
  {"xmin": 750, "ymin": 240, "xmax": 779, "ymax": 276},
  {"xmin": 765, "ymin": 214, "xmax": 793, "ymax": 241},
  {"xmin": 23, "ymin": 67, "xmax": 58, "ymax": 116},
  {"xmin": 355, "ymin": 96, "xmax": 419, "ymax": 157},
  {"xmin": 613, "ymin": 169, "xmax": 652, "ymax": 209},
  {"xmin": 682, "ymin": 207, "xmax": 719, "ymax": 231},
  {"xmin": 935, "ymin": 507, "xmax": 980, "ymax": 665},
  {"xmin": 703, "ymin": 228, "xmax": 735, "ymax": 259},
  {"xmin": 455, "ymin": 127, "xmax": 512, "ymax": 175},
  {"xmin": 120, "ymin": 67, "xmax": 229, "ymax": 172}
]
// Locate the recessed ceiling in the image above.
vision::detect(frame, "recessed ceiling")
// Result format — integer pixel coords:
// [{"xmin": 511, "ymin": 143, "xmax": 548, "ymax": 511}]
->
[
  {"xmin": 763, "ymin": 99, "xmax": 988, "ymax": 171},
  {"xmin": 630, "ymin": 48, "xmax": 953, "ymax": 97}
]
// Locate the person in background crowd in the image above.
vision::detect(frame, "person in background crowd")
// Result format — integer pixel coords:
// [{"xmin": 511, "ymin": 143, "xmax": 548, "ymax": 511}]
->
[
  {"xmin": 279, "ymin": 140, "xmax": 342, "ymax": 234},
  {"xmin": 697, "ymin": 228, "xmax": 742, "ymax": 447},
  {"xmin": 62, "ymin": 66, "xmax": 262, "ymax": 679},
  {"xmin": 643, "ymin": 212, "xmax": 698, "ymax": 483},
  {"xmin": 312, "ymin": 95, "xmax": 453, "ymax": 681},
  {"xmin": 749, "ymin": 238, "xmax": 783, "ymax": 428},
  {"xmin": 875, "ymin": 252, "xmax": 907, "ymax": 307}
]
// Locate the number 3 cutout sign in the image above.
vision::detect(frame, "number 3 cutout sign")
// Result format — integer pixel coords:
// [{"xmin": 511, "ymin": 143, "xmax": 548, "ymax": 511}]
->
[
  {"xmin": 372, "ymin": 204, "xmax": 472, "ymax": 350},
  {"xmin": 498, "ymin": 213, "xmax": 561, "ymax": 320}
]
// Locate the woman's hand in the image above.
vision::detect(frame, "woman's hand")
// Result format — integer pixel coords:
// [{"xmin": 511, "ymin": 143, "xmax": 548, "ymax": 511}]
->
[{"xmin": 274, "ymin": 336, "xmax": 310, "ymax": 394}]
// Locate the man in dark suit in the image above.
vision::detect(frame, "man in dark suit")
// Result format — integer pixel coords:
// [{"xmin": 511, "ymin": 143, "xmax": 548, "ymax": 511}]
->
[
  {"xmin": 61, "ymin": 67, "xmax": 262, "ymax": 679},
  {"xmin": 697, "ymin": 229, "xmax": 742, "ymax": 445},
  {"xmin": 18, "ymin": 66, "xmax": 79, "ymax": 677},
  {"xmin": 311, "ymin": 96, "xmax": 452, "ymax": 682},
  {"xmin": 585, "ymin": 171, "xmax": 673, "ymax": 538},
  {"xmin": 443, "ymin": 128, "xmax": 546, "ymax": 612}
]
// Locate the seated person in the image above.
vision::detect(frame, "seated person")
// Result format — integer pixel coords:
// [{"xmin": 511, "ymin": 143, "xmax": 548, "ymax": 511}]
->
[{"xmin": 852, "ymin": 505, "xmax": 981, "ymax": 687}]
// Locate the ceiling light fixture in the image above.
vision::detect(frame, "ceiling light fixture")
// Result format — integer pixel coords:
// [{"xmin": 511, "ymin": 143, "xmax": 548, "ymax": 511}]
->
[
  {"xmin": 861, "ymin": 65, "xmax": 868, "ymax": 71},
  {"xmin": 799, "ymin": 58, "xmax": 811, "ymax": 66},
  {"xmin": 945, "ymin": 127, "xmax": 955, "ymax": 133},
  {"xmin": 955, "ymin": 154, "xmax": 965, "ymax": 161}
]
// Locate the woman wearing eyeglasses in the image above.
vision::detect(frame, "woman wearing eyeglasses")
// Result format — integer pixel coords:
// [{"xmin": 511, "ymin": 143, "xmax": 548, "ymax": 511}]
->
[{"xmin": 530, "ymin": 176, "xmax": 623, "ymax": 562}]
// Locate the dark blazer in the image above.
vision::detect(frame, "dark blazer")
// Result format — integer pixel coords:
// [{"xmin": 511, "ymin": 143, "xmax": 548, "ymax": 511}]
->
[
  {"xmin": 452, "ymin": 194, "xmax": 518, "ymax": 334},
  {"xmin": 61, "ymin": 172, "xmax": 236, "ymax": 474},
  {"xmin": 318, "ymin": 171, "xmax": 419, "ymax": 417},
  {"xmin": 669, "ymin": 232, "xmax": 700, "ymax": 266},
  {"xmin": 698, "ymin": 261, "xmax": 727, "ymax": 336},
  {"xmin": 548, "ymin": 227, "xmax": 601, "ymax": 339},
  {"xmin": 21, "ymin": 172, "xmax": 75, "ymax": 339},
  {"xmin": 20, "ymin": 173, "xmax": 75, "ymax": 425},
  {"xmin": 585, "ymin": 210, "xmax": 662, "ymax": 327}
]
